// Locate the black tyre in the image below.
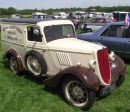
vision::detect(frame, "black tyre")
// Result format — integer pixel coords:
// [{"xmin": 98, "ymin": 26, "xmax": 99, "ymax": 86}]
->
[
  {"xmin": 87, "ymin": 28, "xmax": 92, "ymax": 32},
  {"xmin": 9, "ymin": 56, "xmax": 19, "ymax": 74},
  {"xmin": 62, "ymin": 76, "xmax": 95, "ymax": 110},
  {"xmin": 116, "ymin": 75, "xmax": 125, "ymax": 87},
  {"xmin": 25, "ymin": 51, "xmax": 47, "ymax": 77}
]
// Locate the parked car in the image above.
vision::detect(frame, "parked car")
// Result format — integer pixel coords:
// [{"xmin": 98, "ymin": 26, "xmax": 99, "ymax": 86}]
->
[
  {"xmin": 113, "ymin": 11, "xmax": 130, "ymax": 22},
  {"xmin": 11, "ymin": 14, "xmax": 22, "ymax": 19},
  {"xmin": 78, "ymin": 17, "xmax": 110, "ymax": 33},
  {"xmin": 87, "ymin": 17, "xmax": 112, "ymax": 23},
  {"xmin": 53, "ymin": 12, "xmax": 68, "ymax": 19},
  {"xmin": 32, "ymin": 12, "xmax": 49, "ymax": 19},
  {"xmin": 77, "ymin": 22, "xmax": 130, "ymax": 58},
  {"xmin": 1, "ymin": 18, "xmax": 125, "ymax": 110},
  {"xmin": 79, "ymin": 22, "xmax": 104, "ymax": 33}
]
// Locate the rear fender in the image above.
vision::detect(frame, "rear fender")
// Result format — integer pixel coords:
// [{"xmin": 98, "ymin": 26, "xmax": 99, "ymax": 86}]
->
[
  {"xmin": 44, "ymin": 66, "xmax": 100, "ymax": 90},
  {"xmin": 4, "ymin": 48, "xmax": 24, "ymax": 72}
]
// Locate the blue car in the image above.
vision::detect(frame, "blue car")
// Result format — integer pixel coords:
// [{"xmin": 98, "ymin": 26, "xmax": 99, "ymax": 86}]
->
[{"xmin": 77, "ymin": 22, "xmax": 130, "ymax": 58}]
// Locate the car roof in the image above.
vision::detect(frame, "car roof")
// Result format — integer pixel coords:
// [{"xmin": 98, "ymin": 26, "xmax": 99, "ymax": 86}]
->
[
  {"xmin": 2, "ymin": 18, "xmax": 65, "ymax": 24},
  {"xmin": 93, "ymin": 22, "xmax": 126, "ymax": 35},
  {"xmin": 108, "ymin": 22, "xmax": 125, "ymax": 25}
]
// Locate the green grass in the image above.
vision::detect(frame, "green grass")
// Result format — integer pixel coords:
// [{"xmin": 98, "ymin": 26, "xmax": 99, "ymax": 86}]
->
[{"xmin": 0, "ymin": 34, "xmax": 130, "ymax": 112}]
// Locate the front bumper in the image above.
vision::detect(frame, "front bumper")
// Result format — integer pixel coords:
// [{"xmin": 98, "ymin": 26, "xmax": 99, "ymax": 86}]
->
[
  {"xmin": 97, "ymin": 75, "xmax": 125, "ymax": 97},
  {"xmin": 96, "ymin": 55, "xmax": 126, "ymax": 97}
]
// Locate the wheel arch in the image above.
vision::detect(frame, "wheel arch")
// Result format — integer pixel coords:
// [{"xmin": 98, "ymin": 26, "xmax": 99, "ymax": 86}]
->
[
  {"xmin": 25, "ymin": 50, "xmax": 48, "ymax": 76},
  {"xmin": 58, "ymin": 73, "xmax": 77, "ymax": 89},
  {"xmin": 4, "ymin": 48, "xmax": 25, "ymax": 72},
  {"xmin": 44, "ymin": 66, "xmax": 100, "ymax": 90}
]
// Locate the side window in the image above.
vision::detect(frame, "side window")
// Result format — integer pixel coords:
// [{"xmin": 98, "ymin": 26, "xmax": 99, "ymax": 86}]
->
[
  {"xmin": 100, "ymin": 25, "xmax": 127, "ymax": 38},
  {"xmin": 62, "ymin": 25, "xmax": 74, "ymax": 36},
  {"xmin": 27, "ymin": 26, "xmax": 42, "ymax": 42}
]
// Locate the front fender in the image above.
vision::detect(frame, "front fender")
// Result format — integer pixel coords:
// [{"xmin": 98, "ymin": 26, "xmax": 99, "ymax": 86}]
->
[
  {"xmin": 44, "ymin": 66, "xmax": 100, "ymax": 89},
  {"xmin": 110, "ymin": 55, "xmax": 126, "ymax": 82}
]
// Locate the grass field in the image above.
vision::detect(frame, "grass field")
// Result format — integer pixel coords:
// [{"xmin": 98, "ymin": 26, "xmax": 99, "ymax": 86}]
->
[{"xmin": 0, "ymin": 34, "xmax": 130, "ymax": 112}]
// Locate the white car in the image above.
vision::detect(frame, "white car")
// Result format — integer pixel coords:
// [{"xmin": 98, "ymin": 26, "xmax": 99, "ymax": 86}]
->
[{"xmin": 11, "ymin": 14, "xmax": 22, "ymax": 19}]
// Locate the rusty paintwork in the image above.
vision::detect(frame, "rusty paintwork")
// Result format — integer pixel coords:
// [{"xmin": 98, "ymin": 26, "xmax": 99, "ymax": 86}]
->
[
  {"xmin": 44, "ymin": 65, "xmax": 100, "ymax": 89},
  {"xmin": 110, "ymin": 55, "xmax": 126, "ymax": 83},
  {"xmin": 4, "ymin": 48, "xmax": 24, "ymax": 72}
]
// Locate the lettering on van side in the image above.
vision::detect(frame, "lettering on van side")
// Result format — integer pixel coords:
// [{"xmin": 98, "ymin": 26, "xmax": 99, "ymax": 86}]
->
[
  {"xmin": 3, "ymin": 26, "xmax": 22, "ymax": 34},
  {"xmin": 3, "ymin": 26, "xmax": 23, "ymax": 42}
]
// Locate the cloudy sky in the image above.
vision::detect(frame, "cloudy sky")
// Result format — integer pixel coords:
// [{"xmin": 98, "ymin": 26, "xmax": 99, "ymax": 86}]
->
[{"xmin": 0, "ymin": 0, "xmax": 130, "ymax": 9}]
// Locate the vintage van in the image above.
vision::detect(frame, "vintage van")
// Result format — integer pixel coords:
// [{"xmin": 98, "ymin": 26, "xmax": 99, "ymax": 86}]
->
[{"xmin": 1, "ymin": 18, "xmax": 126, "ymax": 110}]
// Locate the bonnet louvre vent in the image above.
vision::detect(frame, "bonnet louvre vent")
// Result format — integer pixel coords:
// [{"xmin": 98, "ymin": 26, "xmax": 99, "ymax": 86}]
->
[{"xmin": 56, "ymin": 52, "xmax": 72, "ymax": 66}]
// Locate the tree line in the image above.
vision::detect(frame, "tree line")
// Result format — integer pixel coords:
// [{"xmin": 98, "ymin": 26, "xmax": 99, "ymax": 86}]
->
[{"xmin": 0, "ymin": 6, "xmax": 130, "ymax": 16}]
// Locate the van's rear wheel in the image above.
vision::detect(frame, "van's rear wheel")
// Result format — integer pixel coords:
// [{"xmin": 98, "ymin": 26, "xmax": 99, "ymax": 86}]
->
[
  {"xmin": 9, "ymin": 56, "xmax": 19, "ymax": 74},
  {"xmin": 62, "ymin": 77, "xmax": 95, "ymax": 110}
]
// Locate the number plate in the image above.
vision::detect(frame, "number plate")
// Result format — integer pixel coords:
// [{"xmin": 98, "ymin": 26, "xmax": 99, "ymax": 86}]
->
[{"xmin": 100, "ymin": 83, "xmax": 117, "ymax": 97}]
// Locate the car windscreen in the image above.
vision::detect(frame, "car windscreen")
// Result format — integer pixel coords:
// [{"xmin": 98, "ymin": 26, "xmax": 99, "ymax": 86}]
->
[{"xmin": 44, "ymin": 24, "xmax": 75, "ymax": 42}]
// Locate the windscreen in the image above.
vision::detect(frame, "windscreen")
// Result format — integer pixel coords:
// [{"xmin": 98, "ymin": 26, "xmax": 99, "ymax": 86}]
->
[{"xmin": 44, "ymin": 24, "xmax": 75, "ymax": 42}]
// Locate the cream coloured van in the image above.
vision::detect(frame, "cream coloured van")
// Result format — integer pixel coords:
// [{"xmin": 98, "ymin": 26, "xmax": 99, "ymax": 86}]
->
[{"xmin": 1, "ymin": 18, "xmax": 126, "ymax": 110}]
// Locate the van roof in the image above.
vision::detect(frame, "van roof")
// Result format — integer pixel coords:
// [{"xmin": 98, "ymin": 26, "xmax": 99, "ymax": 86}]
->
[{"xmin": 2, "ymin": 18, "xmax": 64, "ymax": 24}]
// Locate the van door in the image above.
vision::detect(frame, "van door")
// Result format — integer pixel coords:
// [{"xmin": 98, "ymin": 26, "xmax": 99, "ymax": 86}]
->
[{"xmin": 24, "ymin": 25, "xmax": 54, "ymax": 76}]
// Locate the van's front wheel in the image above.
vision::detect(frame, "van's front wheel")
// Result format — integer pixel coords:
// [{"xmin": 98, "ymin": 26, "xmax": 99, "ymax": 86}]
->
[
  {"xmin": 62, "ymin": 77, "xmax": 95, "ymax": 110},
  {"xmin": 25, "ymin": 51, "xmax": 47, "ymax": 78},
  {"xmin": 26, "ymin": 55, "xmax": 42, "ymax": 77}
]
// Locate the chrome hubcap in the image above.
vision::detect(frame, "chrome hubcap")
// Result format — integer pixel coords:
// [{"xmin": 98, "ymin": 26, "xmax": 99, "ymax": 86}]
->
[
  {"xmin": 66, "ymin": 81, "xmax": 88, "ymax": 106},
  {"xmin": 72, "ymin": 86, "xmax": 84, "ymax": 99},
  {"xmin": 27, "ymin": 55, "xmax": 41, "ymax": 76}
]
